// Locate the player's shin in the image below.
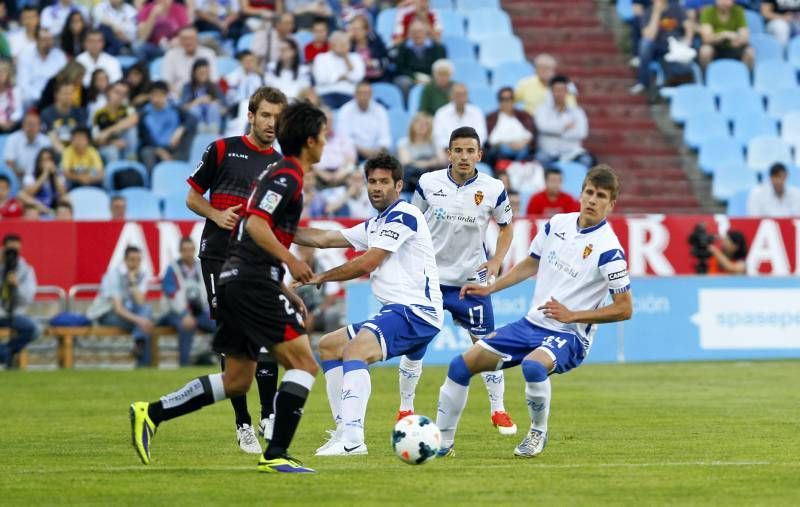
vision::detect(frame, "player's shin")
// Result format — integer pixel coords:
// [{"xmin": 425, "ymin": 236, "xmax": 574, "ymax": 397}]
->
[
  {"xmin": 222, "ymin": 355, "xmax": 252, "ymax": 426},
  {"xmin": 481, "ymin": 370, "xmax": 506, "ymax": 413},
  {"xmin": 263, "ymin": 369, "xmax": 315, "ymax": 459},
  {"xmin": 340, "ymin": 360, "xmax": 371, "ymax": 444},
  {"xmin": 256, "ymin": 352, "xmax": 279, "ymax": 420},
  {"xmin": 436, "ymin": 355, "xmax": 472, "ymax": 446},
  {"xmin": 147, "ymin": 373, "xmax": 227, "ymax": 425},
  {"xmin": 398, "ymin": 356, "xmax": 422, "ymax": 412},
  {"xmin": 321, "ymin": 359, "xmax": 344, "ymax": 427},
  {"xmin": 522, "ymin": 360, "xmax": 551, "ymax": 432}
]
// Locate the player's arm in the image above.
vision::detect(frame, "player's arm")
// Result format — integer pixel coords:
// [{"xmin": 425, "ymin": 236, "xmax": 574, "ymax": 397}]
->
[
  {"xmin": 478, "ymin": 222, "xmax": 513, "ymax": 278},
  {"xmin": 245, "ymin": 214, "xmax": 313, "ymax": 282},
  {"xmin": 293, "ymin": 227, "xmax": 351, "ymax": 248},
  {"xmin": 300, "ymin": 247, "xmax": 390, "ymax": 286},
  {"xmin": 461, "ymin": 255, "xmax": 539, "ymax": 299},
  {"xmin": 538, "ymin": 291, "xmax": 632, "ymax": 325},
  {"xmin": 186, "ymin": 141, "xmax": 242, "ymax": 230}
]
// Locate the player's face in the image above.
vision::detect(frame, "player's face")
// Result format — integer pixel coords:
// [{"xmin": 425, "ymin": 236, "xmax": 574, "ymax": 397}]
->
[
  {"xmin": 125, "ymin": 252, "xmax": 142, "ymax": 273},
  {"xmin": 179, "ymin": 241, "xmax": 195, "ymax": 264},
  {"xmin": 448, "ymin": 137, "xmax": 482, "ymax": 179},
  {"xmin": 367, "ymin": 168, "xmax": 403, "ymax": 212},
  {"xmin": 306, "ymin": 123, "xmax": 328, "ymax": 164},
  {"xmin": 579, "ymin": 182, "xmax": 615, "ymax": 225},
  {"xmin": 249, "ymin": 100, "xmax": 284, "ymax": 146}
]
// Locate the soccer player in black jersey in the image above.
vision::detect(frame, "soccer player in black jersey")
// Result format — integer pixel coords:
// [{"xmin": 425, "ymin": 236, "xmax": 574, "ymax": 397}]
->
[
  {"xmin": 130, "ymin": 102, "xmax": 326, "ymax": 474},
  {"xmin": 186, "ymin": 86, "xmax": 286, "ymax": 454}
]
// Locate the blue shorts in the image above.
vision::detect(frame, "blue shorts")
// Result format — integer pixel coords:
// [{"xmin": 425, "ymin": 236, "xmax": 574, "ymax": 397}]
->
[
  {"xmin": 347, "ymin": 304, "xmax": 441, "ymax": 361},
  {"xmin": 441, "ymin": 285, "xmax": 494, "ymax": 338},
  {"xmin": 477, "ymin": 318, "xmax": 585, "ymax": 374}
]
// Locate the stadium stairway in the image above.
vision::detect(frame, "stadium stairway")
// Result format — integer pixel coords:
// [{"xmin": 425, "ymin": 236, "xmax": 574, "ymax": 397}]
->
[{"xmin": 504, "ymin": 0, "xmax": 704, "ymax": 213}]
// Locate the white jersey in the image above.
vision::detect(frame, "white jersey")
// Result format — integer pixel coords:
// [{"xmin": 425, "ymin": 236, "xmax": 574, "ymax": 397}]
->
[
  {"xmin": 412, "ymin": 168, "xmax": 512, "ymax": 286},
  {"xmin": 527, "ymin": 212, "xmax": 631, "ymax": 351},
  {"xmin": 341, "ymin": 200, "xmax": 443, "ymax": 328}
]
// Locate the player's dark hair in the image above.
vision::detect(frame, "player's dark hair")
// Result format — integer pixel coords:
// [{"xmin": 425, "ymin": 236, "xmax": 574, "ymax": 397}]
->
[
  {"xmin": 276, "ymin": 101, "xmax": 326, "ymax": 157},
  {"xmin": 236, "ymin": 49, "xmax": 253, "ymax": 59},
  {"xmin": 124, "ymin": 245, "xmax": 141, "ymax": 258},
  {"xmin": 21, "ymin": 5, "xmax": 38, "ymax": 15},
  {"xmin": 2, "ymin": 233, "xmax": 21, "ymax": 246},
  {"xmin": 769, "ymin": 163, "xmax": 787, "ymax": 177},
  {"xmin": 549, "ymin": 74, "xmax": 570, "ymax": 87},
  {"xmin": 71, "ymin": 126, "xmax": 91, "ymax": 140},
  {"xmin": 496, "ymin": 86, "xmax": 514, "ymax": 100},
  {"xmin": 448, "ymin": 126, "xmax": 481, "ymax": 149},
  {"xmin": 726, "ymin": 230, "xmax": 748, "ymax": 261},
  {"xmin": 86, "ymin": 29, "xmax": 104, "ymax": 40},
  {"xmin": 248, "ymin": 86, "xmax": 288, "ymax": 114},
  {"xmin": 582, "ymin": 164, "xmax": 619, "ymax": 200},
  {"xmin": 544, "ymin": 167, "xmax": 562, "ymax": 179},
  {"xmin": 364, "ymin": 152, "xmax": 403, "ymax": 183},
  {"xmin": 179, "ymin": 236, "xmax": 194, "ymax": 248},
  {"xmin": 149, "ymin": 81, "xmax": 169, "ymax": 94}
]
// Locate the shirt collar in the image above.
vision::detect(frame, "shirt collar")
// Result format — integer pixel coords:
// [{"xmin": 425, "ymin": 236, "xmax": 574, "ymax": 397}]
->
[
  {"xmin": 377, "ymin": 198, "xmax": 403, "ymax": 219},
  {"xmin": 576, "ymin": 217, "xmax": 606, "ymax": 234},
  {"xmin": 446, "ymin": 165, "xmax": 479, "ymax": 188}
]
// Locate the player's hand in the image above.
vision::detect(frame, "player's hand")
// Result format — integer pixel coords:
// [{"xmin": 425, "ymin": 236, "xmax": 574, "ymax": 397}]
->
[
  {"xmin": 460, "ymin": 283, "xmax": 491, "ymax": 299},
  {"xmin": 537, "ymin": 297, "xmax": 575, "ymax": 324},
  {"xmin": 288, "ymin": 257, "xmax": 314, "ymax": 284},
  {"xmin": 291, "ymin": 273, "xmax": 322, "ymax": 289},
  {"xmin": 213, "ymin": 204, "xmax": 242, "ymax": 230},
  {"xmin": 476, "ymin": 259, "xmax": 502, "ymax": 280},
  {"xmin": 137, "ymin": 318, "xmax": 155, "ymax": 334},
  {"xmin": 282, "ymin": 286, "xmax": 308, "ymax": 321}
]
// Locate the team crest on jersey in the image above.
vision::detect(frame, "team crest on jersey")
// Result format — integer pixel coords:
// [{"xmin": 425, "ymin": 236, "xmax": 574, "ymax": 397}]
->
[
  {"xmin": 583, "ymin": 243, "xmax": 593, "ymax": 259},
  {"xmin": 474, "ymin": 190, "xmax": 484, "ymax": 205}
]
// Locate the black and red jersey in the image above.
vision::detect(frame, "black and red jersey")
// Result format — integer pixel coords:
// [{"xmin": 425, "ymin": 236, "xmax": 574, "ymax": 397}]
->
[
  {"xmin": 187, "ymin": 135, "xmax": 282, "ymax": 261},
  {"xmin": 220, "ymin": 157, "xmax": 304, "ymax": 284}
]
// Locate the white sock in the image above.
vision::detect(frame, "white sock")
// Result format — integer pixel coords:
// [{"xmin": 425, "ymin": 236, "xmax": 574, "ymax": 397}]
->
[
  {"xmin": 436, "ymin": 377, "xmax": 469, "ymax": 447},
  {"xmin": 398, "ymin": 356, "xmax": 422, "ymax": 412},
  {"xmin": 323, "ymin": 363, "xmax": 343, "ymax": 427},
  {"xmin": 481, "ymin": 370, "xmax": 505, "ymax": 413},
  {"xmin": 340, "ymin": 366, "xmax": 371, "ymax": 444},
  {"xmin": 525, "ymin": 378, "xmax": 551, "ymax": 432}
]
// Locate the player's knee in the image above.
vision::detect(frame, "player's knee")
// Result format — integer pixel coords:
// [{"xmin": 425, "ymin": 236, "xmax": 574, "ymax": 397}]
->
[
  {"xmin": 223, "ymin": 374, "xmax": 252, "ymax": 397},
  {"xmin": 521, "ymin": 360, "xmax": 549, "ymax": 383},
  {"xmin": 318, "ymin": 333, "xmax": 342, "ymax": 360},
  {"xmin": 447, "ymin": 355, "xmax": 473, "ymax": 386}
]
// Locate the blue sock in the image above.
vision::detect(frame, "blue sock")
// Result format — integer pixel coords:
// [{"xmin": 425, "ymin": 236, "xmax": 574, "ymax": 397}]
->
[
  {"xmin": 521, "ymin": 360, "xmax": 548, "ymax": 383},
  {"xmin": 447, "ymin": 355, "xmax": 473, "ymax": 387},
  {"xmin": 343, "ymin": 359, "xmax": 368, "ymax": 374},
  {"xmin": 321, "ymin": 359, "xmax": 342, "ymax": 373}
]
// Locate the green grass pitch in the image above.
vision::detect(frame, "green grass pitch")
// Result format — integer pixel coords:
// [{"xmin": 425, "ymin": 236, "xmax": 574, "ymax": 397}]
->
[{"xmin": 1, "ymin": 361, "xmax": 799, "ymax": 505}]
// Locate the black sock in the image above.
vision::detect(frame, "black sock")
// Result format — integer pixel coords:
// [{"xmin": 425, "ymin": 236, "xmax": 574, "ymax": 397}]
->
[
  {"xmin": 256, "ymin": 354, "xmax": 279, "ymax": 420},
  {"xmin": 148, "ymin": 374, "xmax": 224, "ymax": 425},
  {"xmin": 221, "ymin": 355, "xmax": 251, "ymax": 427},
  {"xmin": 263, "ymin": 377, "xmax": 311, "ymax": 459}
]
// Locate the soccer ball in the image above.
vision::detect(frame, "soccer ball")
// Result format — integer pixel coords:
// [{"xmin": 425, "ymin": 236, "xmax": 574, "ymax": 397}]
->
[{"xmin": 392, "ymin": 414, "xmax": 442, "ymax": 465}]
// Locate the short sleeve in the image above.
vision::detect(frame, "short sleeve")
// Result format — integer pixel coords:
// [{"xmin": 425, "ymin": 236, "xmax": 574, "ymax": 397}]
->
[
  {"xmin": 187, "ymin": 140, "xmax": 220, "ymax": 194},
  {"xmin": 244, "ymin": 167, "xmax": 301, "ymax": 225},
  {"xmin": 411, "ymin": 183, "xmax": 428, "ymax": 212},
  {"xmin": 598, "ymin": 248, "xmax": 631, "ymax": 294},
  {"xmin": 492, "ymin": 188, "xmax": 512, "ymax": 225},
  {"xmin": 341, "ymin": 221, "xmax": 370, "ymax": 252},
  {"xmin": 371, "ymin": 209, "xmax": 418, "ymax": 253},
  {"xmin": 529, "ymin": 221, "xmax": 550, "ymax": 259}
]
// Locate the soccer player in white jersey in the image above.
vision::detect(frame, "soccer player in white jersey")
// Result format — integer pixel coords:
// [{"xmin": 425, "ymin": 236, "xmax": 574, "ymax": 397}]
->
[
  {"xmin": 435, "ymin": 165, "xmax": 633, "ymax": 458},
  {"xmin": 397, "ymin": 126, "xmax": 517, "ymax": 435},
  {"xmin": 292, "ymin": 153, "xmax": 443, "ymax": 457}
]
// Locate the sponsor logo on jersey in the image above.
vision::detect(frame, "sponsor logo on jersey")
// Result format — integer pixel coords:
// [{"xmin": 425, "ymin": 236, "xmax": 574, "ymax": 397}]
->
[
  {"xmin": 228, "ymin": 152, "xmax": 249, "ymax": 159},
  {"xmin": 275, "ymin": 176, "xmax": 288, "ymax": 187},
  {"xmin": 608, "ymin": 269, "xmax": 628, "ymax": 281},
  {"xmin": 219, "ymin": 268, "xmax": 239, "ymax": 279},
  {"xmin": 474, "ymin": 190, "xmax": 484, "ymax": 205},
  {"xmin": 259, "ymin": 190, "xmax": 282, "ymax": 213},
  {"xmin": 380, "ymin": 229, "xmax": 399, "ymax": 240},
  {"xmin": 432, "ymin": 207, "xmax": 477, "ymax": 224},
  {"xmin": 583, "ymin": 243, "xmax": 593, "ymax": 259},
  {"xmin": 504, "ymin": 203, "xmax": 512, "ymax": 214},
  {"xmin": 547, "ymin": 250, "xmax": 579, "ymax": 278},
  {"xmin": 433, "ymin": 189, "xmax": 447, "ymax": 197}
]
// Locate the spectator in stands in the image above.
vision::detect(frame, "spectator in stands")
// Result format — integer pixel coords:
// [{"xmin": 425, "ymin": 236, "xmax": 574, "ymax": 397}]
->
[
  {"xmin": 296, "ymin": 85, "xmax": 322, "ymax": 107},
  {"xmin": 507, "ymin": 189, "xmax": 521, "ymax": 216},
  {"xmin": 534, "ymin": 75, "xmax": 592, "ymax": 167},
  {"xmin": 392, "ymin": 19, "xmax": 446, "ymax": 97},
  {"xmin": 314, "ymin": 106, "xmax": 357, "ymax": 187},
  {"xmin": 240, "ymin": 0, "xmax": 283, "ymax": 33},
  {"xmin": 124, "ymin": 62, "xmax": 152, "ymax": 109},
  {"xmin": 60, "ymin": 10, "xmax": 89, "ymax": 58},
  {"xmin": 76, "ymin": 30, "xmax": 123, "ymax": 88},
  {"xmin": 704, "ymin": 229, "xmax": 748, "ymax": 274},
  {"xmin": 22, "ymin": 203, "xmax": 40, "ymax": 220},
  {"xmin": 486, "ymin": 86, "xmax": 537, "ymax": 167},
  {"xmin": 251, "ymin": 11, "xmax": 296, "ymax": 66},
  {"xmin": 163, "ymin": 27, "xmax": 218, "ymax": 98},
  {"xmin": 160, "ymin": 237, "xmax": 215, "ymax": 366},
  {"xmin": 41, "ymin": 0, "xmax": 88, "ymax": 37},
  {"xmin": 21, "ymin": 148, "xmax": 68, "ymax": 216},
  {"xmin": 8, "ymin": 6, "xmax": 39, "ymax": 61},
  {"xmin": 349, "ymin": 13, "xmax": 389, "ymax": 83},
  {"xmin": 0, "ymin": 175, "xmax": 22, "ymax": 219},
  {"xmin": 194, "ymin": 0, "xmax": 244, "ymax": 41},
  {"xmin": 264, "ymin": 38, "xmax": 312, "ymax": 100},
  {"xmin": 287, "ymin": 0, "xmax": 332, "ymax": 30},
  {"xmin": 87, "ymin": 69, "xmax": 111, "ymax": 122},
  {"xmin": 180, "ymin": 59, "xmax": 226, "ymax": 134},
  {"xmin": 698, "ymin": 0, "xmax": 754, "ymax": 69},
  {"xmin": 322, "ymin": 169, "xmax": 374, "ymax": 218},
  {"xmin": 92, "ymin": 0, "xmax": 138, "ymax": 55},
  {"xmin": 305, "ymin": 17, "xmax": 330, "ymax": 63},
  {"xmin": 110, "ymin": 194, "xmax": 126, "ymax": 220},
  {"xmin": 301, "ymin": 170, "xmax": 326, "ymax": 218},
  {"xmin": 38, "ymin": 61, "xmax": 88, "ymax": 112},
  {"xmin": 54, "ymin": 200, "xmax": 73, "ymax": 220},
  {"xmin": 419, "ymin": 58, "xmax": 453, "ymax": 116},
  {"xmin": 224, "ymin": 50, "xmax": 265, "ymax": 107},
  {"xmin": 0, "ymin": 61, "xmax": 22, "ymax": 134},
  {"xmin": 16, "ymin": 28, "xmax": 67, "ymax": 110},
  {"xmin": 397, "ymin": 111, "xmax": 446, "ymax": 193},
  {"xmin": 88, "ymin": 245, "xmax": 154, "ymax": 367},
  {"xmin": 313, "ymin": 30, "xmax": 366, "ymax": 109},
  {"xmin": 525, "ymin": 167, "xmax": 580, "ymax": 217},
  {"xmin": 93, "ymin": 81, "xmax": 139, "ymax": 162},
  {"xmin": 432, "ymin": 82, "xmax": 487, "ymax": 150},
  {"xmin": 630, "ymin": 0, "xmax": 695, "ymax": 95},
  {"xmin": 746, "ymin": 163, "xmax": 800, "ymax": 217},
  {"xmin": 762, "ymin": 0, "xmax": 800, "ymax": 47},
  {"xmin": 393, "ymin": 0, "xmax": 442, "ymax": 44},
  {"xmin": 337, "ymin": 81, "xmax": 391, "ymax": 162},
  {"xmin": 629, "ymin": 0, "xmax": 650, "ymax": 67},
  {"xmin": 0, "ymin": 233, "xmax": 40, "ymax": 368},
  {"xmin": 515, "ymin": 54, "xmax": 575, "ymax": 116},
  {"xmin": 136, "ymin": 0, "xmax": 190, "ymax": 60},
  {"xmin": 61, "ymin": 127, "xmax": 104, "ymax": 189},
  {"xmin": 4, "ymin": 112, "xmax": 51, "ymax": 182},
  {"xmin": 41, "ymin": 82, "xmax": 89, "ymax": 153},
  {"xmin": 139, "ymin": 81, "xmax": 197, "ymax": 170}
]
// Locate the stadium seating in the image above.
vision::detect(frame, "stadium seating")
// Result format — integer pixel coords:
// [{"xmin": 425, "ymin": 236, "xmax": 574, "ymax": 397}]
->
[
  {"xmin": 442, "ymin": 35, "xmax": 477, "ymax": 60},
  {"xmin": 104, "ymin": 160, "xmax": 149, "ymax": 191},
  {"xmin": 439, "ymin": 11, "xmax": 466, "ymax": 37},
  {"xmin": 788, "ymin": 36, "xmax": 800, "ymax": 70},
  {"xmin": 216, "ymin": 56, "xmax": 239, "ymax": 76},
  {"xmin": 718, "ymin": 87, "xmax": 764, "ymax": 119},
  {"xmin": 670, "ymin": 84, "xmax": 716, "ymax": 123},
  {"xmin": 698, "ymin": 137, "xmax": 744, "ymax": 175},
  {"xmin": 553, "ymin": 161, "xmax": 586, "ymax": 196},
  {"xmin": 732, "ymin": 112, "xmax": 779, "ymax": 144},
  {"xmin": 766, "ymin": 88, "xmax": 800, "ymax": 118},
  {"xmin": 189, "ymin": 133, "xmax": 217, "ymax": 171},
  {"xmin": 684, "ymin": 112, "xmax": 729, "ymax": 150},
  {"xmin": 236, "ymin": 32, "xmax": 254, "ymax": 52},
  {"xmin": 162, "ymin": 191, "xmax": 199, "ymax": 220},
  {"xmin": 452, "ymin": 60, "xmax": 490, "ymax": 88},
  {"xmin": 711, "ymin": 163, "xmax": 756, "ymax": 201},
  {"xmin": 476, "ymin": 162, "xmax": 492, "ymax": 175},
  {"xmin": 753, "ymin": 60, "xmax": 798, "ymax": 95},
  {"xmin": 119, "ymin": 188, "xmax": 161, "ymax": 220},
  {"xmin": 69, "ymin": 187, "xmax": 111, "ymax": 220},
  {"xmin": 0, "ymin": 135, "xmax": 8, "ymax": 160},
  {"xmin": 294, "ymin": 30, "xmax": 313, "ymax": 53},
  {"xmin": 705, "ymin": 59, "xmax": 750, "ymax": 94},
  {"xmin": 0, "ymin": 165, "xmax": 20, "ymax": 196},
  {"xmin": 478, "ymin": 35, "xmax": 526, "ymax": 69},
  {"xmin": 746, "ymin": 135, "xmax": 793, "ymax": 171},
  {"xmin": 431, "ymin": 0, "xmax": 454, "ymax": 9},
  {"xmin": 407, "ymin": 84, "xmax": 424, "ymax": 113},
  {"xmin": 491, "ymin": 61, "xmax": 534, "ymax": 91},
  {"xmin": 469, "ymin": 86, "xmax": 496, "ymax": 114},
  {"xmin": 616, "ymin": 0, "xmax": 634, "ymax": 21},
  {"xmin": 750, "ymin": 32, "xmax": 783, "ymax": 62},
  {"xmin": 376, "ymin": 8, "xmax": 397, "ymax": 44},
  {"xmin": 781, "ymin": 111, "xmax": 800, "ymax": 144},
  {"xmin": 117, "ymin": 55, "xmax": 138, "ymax": 70},
  {"xmin": 745, "ymin": 9, "xmax": 765, "ymax": 33},
  {"xmin": 466, "ymin": 9, "xmax": 512, "ymax": 39},
  {"xmin": 726, "ymin": 189, "xmax": 750, "ymax": 216},
  {"xmin": 458, "ymin": 0, "xmax": 500, "ymax": 12},
  {"xmin": 388, "ymin": 109, "xmax": 410, "ymax": 150},
  {"xmin": 149, "ymin": 57, "xmax": 163, "ymax": 80},
  {"xmin": 372, "ymin": 82, "xmax": 405, "ymax": 110},
  {"xmin": 152, "ymin": 161, "xmax": 193, "ymax": 199}
]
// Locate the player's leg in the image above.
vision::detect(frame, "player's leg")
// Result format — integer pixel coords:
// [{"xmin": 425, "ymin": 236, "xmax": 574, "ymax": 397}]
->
[
  {"xmin": 397, "ymin": 352, "xmax": 423, "ymax": 420},
  {"xmin": 254, "ymin": 348, "xmax": 279, "ymax": 441},
  {"xmin": 319, "ymin": 327, "xmax": 349, "ymax": 427}
]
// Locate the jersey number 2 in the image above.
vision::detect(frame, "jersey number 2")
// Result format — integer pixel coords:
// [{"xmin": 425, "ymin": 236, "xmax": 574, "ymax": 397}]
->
[{"xmin": 278, "ymin": 294, "xmax": 304, "ymax": 326}]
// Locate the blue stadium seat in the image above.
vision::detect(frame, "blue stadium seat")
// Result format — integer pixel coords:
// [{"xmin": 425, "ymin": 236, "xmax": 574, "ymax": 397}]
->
[
  {"xmin": 750, "ymin": 32, "xmax": 783, "ymax": 62},
  {"xmin": 745, "ymin": 9, "xmax": 765, "ymax": 33},
  {"xmin": 747, "ymin": 135, "xmax": 793, "ymax": 171},
  {"xmin": 684, "ymin": 112, "xmax": 729, "ymax": 149},
  {"xmin": 476, "ymin": 162, "xmax": 492, "ymax": 175},
  {"xmin": 491, "ymin": 61, "xmax": 535, "ymax": 90},
  {"xmin": 616, "ymin": 0, "xmax": 634, "ymax": 22},
  {"xmin": 732, "ymin": 112, "xmax": 779, "ymax": 144},
  {"xmin": 712, "ymin": 163, "xmax": 757, "ymax": 201},
  {"xmin": 726, "ymin": 189, "xmax": 750, "ymax": 216},
  {"xmin": 698, "ymin": 137, "xmax": 744, "ymax": 175},
  {"xmin": 458, "ymin": 0, "xmax": 500, "ymax": 11},
  {"xmin": 788, "ymin": 36, "xmax": 800, "ymax": 70},
  {"xmin": 117, "ymin": 55, "xmax": 139, "ymax": 70},
  {"xmin": 119, "ymin": 188, "xmax": 162, "ymax": 220},
  {"xmin": 294, "ymin": 30, "xmax": 313, "ymax": 53},
  {"xmin": 189, "ymin": 133, "xmax": 217, "ymax": 172},
  {"xmin": 452, "ymin": 60, "xmax": 490, "ymax": 88},
  {"xmin": 478, "ymin": 35, "xmax": 525, "ymax": 69},
  {"xmin": 466, "ymin": 9, "xmax": 512, "ymax": 39},
  {"xmin": 705, "ymin": 59, "xmax": 750, "ymax": 94},
  {"xmin": 407, "ymin": 83, "xmax": 425, "ymax": 113},
  {"xmin": 766, "ymin": 88, "xmax": 800, "ymax": 117},
  {"xmin": 163, "ymin": 191, "xmax": 200, "ymax": 220},
  {"xmin": 236, "ymin": 33, "xmax": 254, "ymax": 52},
  {"xmin": 469, "ymin": 85, "xmax": 496, "ymax": 114},
  {"xmin": 553, "ymin": 161, "xmax": 586, "ymax": 196},
  {"xmin": 376, "ymin": 8, "xmax": 397, "ymax": 44},
  {"xmin": 104, "ymin": 160, "xmax": 149, "ymax": 191},
  {"xmin": 371, "ymin": 82, "xmax": 404, "ymax": 110},
  {"xmin": 754, "ymin": 60, "xmax": 798, "ymax": 95},
  {"xmin": 388, "ymin": 109, "xmax": 410, "ymax": 149},
  {"xmin": 152, "ymin": 161, "xmax": 193, "ymax": 199},
  {"xmin": 0, "ymin": 165, "xmax": 20, "ymax": 196},
  {"xmin": 670, "ymin": 84, "xmax": 716, "ymax": 123},
  {"xmin": 0, "ymin": 135, "xmax": 8, "ymax": 160},
  {"xmin": 216, "ymin": 56, "xmax": 238, "ymax": 76},
  {"xmin": 781, "ymin": 110, "xmax": 800, "ymax": 143},
  {"xmin": 69, "ymin": 187, "xmax": 111, "ymax": 220},
  {"xmin": 443, "ymin": 35, "xmax": 477, "ymax": 60},
  {"xmin": 718, "ymin": 87, "xmax": 764, "ymax": 119},
  {"xmin": 439, "ymin": 10, "xmax": 466, "ymax": 37},
  {"xmin": 431, "ymin": 0, "xmax": 453, "ymax": 9},
  {"xmin": 149, "ymin": 57, "xmax": 163, "ymax": 80}
]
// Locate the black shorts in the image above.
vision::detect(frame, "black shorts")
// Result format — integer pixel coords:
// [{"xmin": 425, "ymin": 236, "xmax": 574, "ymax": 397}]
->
[
  {"xmin": 212, "ymin": 280, "xmax": 306, "ymax": 361},
  {"xmin": 200, "ymin": 258, "xmax": 224, "ymax": 319},
  {"xmin": 714, "ymin": 45, "xmax": 747, "ymax": 61}
]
